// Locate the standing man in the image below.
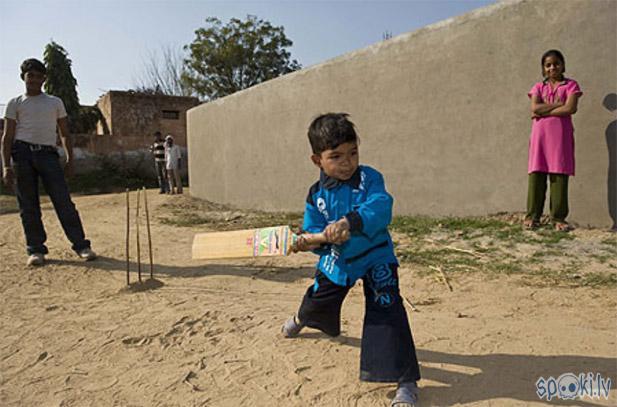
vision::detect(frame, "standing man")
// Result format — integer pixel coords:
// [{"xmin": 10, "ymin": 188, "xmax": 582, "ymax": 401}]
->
[
  {"xmin": 164, "ymin": 134, "xmax": 183, "ymax": 194},
  {"xmin": 1, "ymin": 58, "xmax": 96, "ymax": 266},
  {"xmin": 150, "ymin": 131, "xmax": 168, "ymax": 194}
]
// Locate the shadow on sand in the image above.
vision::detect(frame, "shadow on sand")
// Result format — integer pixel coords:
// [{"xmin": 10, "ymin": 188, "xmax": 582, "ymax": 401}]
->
[
  {"xmin": 46, "ymin": 256, "xmax": 615, "ymax": 405},
  {"xmin": 49, "ymin": 255, "xmax": 316, "ymax": 287},
  {"xmin": 292, "ymin": 332, "xmax": 615, "ymax": 405}
]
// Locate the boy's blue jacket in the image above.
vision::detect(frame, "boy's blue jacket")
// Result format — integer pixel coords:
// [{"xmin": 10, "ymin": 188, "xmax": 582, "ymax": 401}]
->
[{"xmin": 303, "ymin": 165, "xmax": 398, "ymax": 286}]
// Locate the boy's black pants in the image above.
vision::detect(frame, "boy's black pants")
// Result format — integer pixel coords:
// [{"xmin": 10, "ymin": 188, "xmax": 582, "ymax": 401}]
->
[{"xmin": 297, "ymin": 264, "xmax": 421, "ymax": 383}]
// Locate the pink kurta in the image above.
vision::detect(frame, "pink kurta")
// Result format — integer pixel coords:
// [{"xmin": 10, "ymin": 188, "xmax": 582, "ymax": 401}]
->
[{"xmin": 527, "ymin": 78, "xmax": 582, "ymax": 176}]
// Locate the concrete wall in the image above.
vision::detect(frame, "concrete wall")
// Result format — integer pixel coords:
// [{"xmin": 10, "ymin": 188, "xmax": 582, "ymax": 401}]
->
[
  {"xmin": 72, "ymin": 133, "xmax": 158, "ymax": 155},
  {"xmin": 188, "ymin": 0, "xmax": 617, "ymax": 228},
  {"xmin": 68, "ymin": 133, "xmax": 188, "ymax": 178}
]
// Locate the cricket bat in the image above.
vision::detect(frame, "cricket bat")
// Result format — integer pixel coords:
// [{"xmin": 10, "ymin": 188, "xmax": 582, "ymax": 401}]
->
[{"xmin": 192, "ymin": 226, "xmax": 330, "ymax": 260}]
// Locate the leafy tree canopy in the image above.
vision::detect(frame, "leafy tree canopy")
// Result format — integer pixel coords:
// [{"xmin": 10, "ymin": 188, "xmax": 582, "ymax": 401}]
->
[
  {"xmin": 183, "ymin": 15, "xmax": 301, "ymax": 100},
  {"xmin": 44, "ymin": 41, "xmax": 81, "ymax": 131},
  {"xmin": 43, "ymin": 41, "xmax": 101, "ymax": 133}
]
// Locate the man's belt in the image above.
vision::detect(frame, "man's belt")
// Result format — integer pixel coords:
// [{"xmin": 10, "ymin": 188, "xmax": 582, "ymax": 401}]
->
[{"xmin": 15, "ymin": 140, "xmax": 58, "ymax": 152}]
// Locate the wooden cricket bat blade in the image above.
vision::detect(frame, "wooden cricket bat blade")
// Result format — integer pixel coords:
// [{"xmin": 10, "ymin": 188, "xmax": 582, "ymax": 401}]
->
[{"xmin": 192, "ymin": 226, "xmax": 297, "ymax": 260}]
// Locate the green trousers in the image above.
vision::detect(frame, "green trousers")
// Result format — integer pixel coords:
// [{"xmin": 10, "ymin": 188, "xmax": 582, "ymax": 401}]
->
[{"xmin": 526, "ymin": 172, "xmax": 569, "ymax": 223}]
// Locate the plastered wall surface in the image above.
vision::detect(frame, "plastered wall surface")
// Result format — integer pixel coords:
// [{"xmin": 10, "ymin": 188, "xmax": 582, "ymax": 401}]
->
[{"xmin": 188, "ymin": 0, "xmax": 617, "ymax": 228}]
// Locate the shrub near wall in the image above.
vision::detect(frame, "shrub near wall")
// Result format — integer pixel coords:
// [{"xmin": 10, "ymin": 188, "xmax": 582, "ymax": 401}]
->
[
  {"xmin": 68, "ymin": 151, "xmax": 159, "ymax": 193},
  {"xmin": 67, "ymin": 149, "xmax": 189, "ymax": 194}
]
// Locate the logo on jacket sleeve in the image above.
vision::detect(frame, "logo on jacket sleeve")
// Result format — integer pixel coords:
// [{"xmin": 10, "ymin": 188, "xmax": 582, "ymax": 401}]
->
[
  {"xmin": 316, "ymin": 197, "xmax": 329, "ymax": 218},
  {"xmin": 359, "ymin": 171, "xmax": 366, "ymax": 191}
]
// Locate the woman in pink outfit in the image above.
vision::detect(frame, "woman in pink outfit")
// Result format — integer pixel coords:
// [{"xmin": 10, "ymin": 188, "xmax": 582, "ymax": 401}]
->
[{"xmin": 525, "ymin": 50, "xmax": 582, "ymax": 231}]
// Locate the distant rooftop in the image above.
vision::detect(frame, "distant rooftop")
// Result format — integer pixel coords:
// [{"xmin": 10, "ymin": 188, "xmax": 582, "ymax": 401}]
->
[{"xmin": 101, "ymin": 90, "xmax": 199, "ymax": 101}]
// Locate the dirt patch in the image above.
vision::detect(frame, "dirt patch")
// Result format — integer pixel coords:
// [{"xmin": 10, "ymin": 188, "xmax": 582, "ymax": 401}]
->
[{"xmin": 0, "ymin": 190, "xmax": 615, "ymax": 406}]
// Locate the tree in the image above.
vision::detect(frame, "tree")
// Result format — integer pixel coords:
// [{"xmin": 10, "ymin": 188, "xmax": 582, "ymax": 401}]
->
[
  {"xmin": 43, "ymin": 41, "xmax": 101, "ymax": 133},
  {"xmin": 133, "ymin": 44, "xmax": 193, "ymax": 97},
  {"xmin": 44, "ymin": 41, "xmax": 81, "ymax": 132},
  {"xmin": 183, "ymin": 15, "xmax": 301, "ymax": 100}
]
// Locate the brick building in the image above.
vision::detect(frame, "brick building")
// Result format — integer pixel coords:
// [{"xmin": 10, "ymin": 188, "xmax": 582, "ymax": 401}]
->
[{"xmin": 96, "ymin": 91, "xmax": 199, "ymax": 150}]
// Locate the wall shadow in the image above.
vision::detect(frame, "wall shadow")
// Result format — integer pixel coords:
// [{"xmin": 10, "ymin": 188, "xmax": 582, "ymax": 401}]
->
[
  {"xmin": 49, "ymin": 256, "xmax": 616, "ymax": 405},
  {"xmin": 417, "ymin": 349, "xmax": 615, "ymax": 406},
  {"xmin": 604, "ymin": 93, "xmax": 617, "ymax": 231},
  {"xmin": 290, "ymin": 331, "xmax": 615, "ymax": 406},
  {"xmin": 52, "ymin": 255, "xmax": 316, "ymax": 284},
  {"xmin": 284, "ymin": 331, "xmax": 615, "ymax": 405},
  {"xmin": 295, "ymin": 331, "xmax": 363, "ymax": 348}
]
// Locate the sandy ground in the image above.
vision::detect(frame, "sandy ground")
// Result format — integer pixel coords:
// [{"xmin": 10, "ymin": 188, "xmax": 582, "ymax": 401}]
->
[{"xmin": 0, "ymin": 190, "xmax": 615, "ymax": 407}]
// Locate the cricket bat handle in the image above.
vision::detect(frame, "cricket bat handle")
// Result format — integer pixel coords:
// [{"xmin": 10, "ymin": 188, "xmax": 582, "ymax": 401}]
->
[{"xmin": 292, "ymin": 230, "xmax": 350, "ymax": 253}]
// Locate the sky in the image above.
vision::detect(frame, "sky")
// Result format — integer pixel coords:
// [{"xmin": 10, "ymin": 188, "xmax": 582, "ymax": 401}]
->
[{"xmin": 0, "ymin": 0, "xmax": 496, "ymax": 106}]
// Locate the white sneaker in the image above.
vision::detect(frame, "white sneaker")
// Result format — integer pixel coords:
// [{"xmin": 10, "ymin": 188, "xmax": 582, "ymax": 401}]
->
[
  {"xmin": 78, "ymin": 248, "xmax": 97, "ymax": 261},
  {"xmin": 27, "ymin": 253, "xmax": 45, "ymax": 267}
]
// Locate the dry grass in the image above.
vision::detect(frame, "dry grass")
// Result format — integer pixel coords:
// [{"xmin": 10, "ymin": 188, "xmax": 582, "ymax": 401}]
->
[{"xmin": 156, "ymin": 195, "xmax": 617, "ymax": 288}]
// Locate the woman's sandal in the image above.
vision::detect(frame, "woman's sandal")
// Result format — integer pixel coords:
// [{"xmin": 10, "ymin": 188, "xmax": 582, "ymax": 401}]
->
[
  {"xmin": 523, "ymin": 219, "xmax": 539, "ymax": 230},
  {"xmin": 554, "ymin": 222, "xmax": 573, "ymax": 232}
]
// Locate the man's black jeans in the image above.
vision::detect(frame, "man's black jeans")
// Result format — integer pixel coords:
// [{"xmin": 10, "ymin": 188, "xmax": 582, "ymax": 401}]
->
[
  {"xmin": 12, "ymin": 140, "xmax": 90, "ymax": 255},
  {"xmin": 154, "ymin": 160, "xmax": 168, "ymax": 193}
]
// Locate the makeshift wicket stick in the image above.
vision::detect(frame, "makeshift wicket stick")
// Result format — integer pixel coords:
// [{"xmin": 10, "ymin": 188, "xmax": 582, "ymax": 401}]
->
[
  {"xmin": 135, "ymin": 188, "xmax": 142, "ymax": 283},
  {"xmin": 125, "ymin": 188, "xmax": 130, "ymax": 286},
  {"xmin": 143, "ymin": 187, "xmax": 154, "ymax": 279},
  {"xmin": 429, "ymin": 265, "xmax": 453, "ymax": 292}
]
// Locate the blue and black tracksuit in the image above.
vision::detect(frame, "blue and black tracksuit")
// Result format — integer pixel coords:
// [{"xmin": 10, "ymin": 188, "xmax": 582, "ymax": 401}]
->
[{"xmin": 296, "ymin": 165, "xmax": 421, "ymax": 383}]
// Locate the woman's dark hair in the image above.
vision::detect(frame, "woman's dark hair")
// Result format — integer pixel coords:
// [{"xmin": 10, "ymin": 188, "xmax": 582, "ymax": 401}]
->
[
  {"xmin": 20, "ymin": 58, "xmax": 47, "ymax": 79},
  {"xmin": 541, "ymin": 49, "xmax": 565, "ymax": 77}
]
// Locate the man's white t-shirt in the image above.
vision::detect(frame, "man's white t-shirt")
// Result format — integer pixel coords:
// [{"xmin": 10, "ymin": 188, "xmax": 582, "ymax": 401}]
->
[{"xmin": 4, "ymin": 93, "xmax": 67, "ymax": 146}]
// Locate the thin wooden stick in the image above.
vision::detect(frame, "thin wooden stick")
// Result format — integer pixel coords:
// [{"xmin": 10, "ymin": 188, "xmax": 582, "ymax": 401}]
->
[
  {"xmin": 125, "ymin": 189, "xmax": 130, "ymax": 286},
  {"xmin": 424, "ymin": 238, "xmax": 484, "ymax": 258},
  {"xmin": 429, "ymin": 265, "xmax": 453, "ymax": 292},
  {"xmin": 136, "ymin": 188, "xmax": 142, "ymax": 283},
  {"xmin": 402, "ymin": 295, "xmax": 420, "ymax": 312},
  {"xmin": 143, "ymin": 187, "xmax": 154, "ymax": 280}
]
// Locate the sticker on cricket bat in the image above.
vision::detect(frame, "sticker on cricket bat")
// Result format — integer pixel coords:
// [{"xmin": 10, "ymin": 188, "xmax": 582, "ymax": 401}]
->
[
  {"xmin": 192, "ymin": 226, "xmax": 330, "ymax": 260},
  {"xmin": 191, "ymin": 225, "xmax": 351, "ymax": 260}
]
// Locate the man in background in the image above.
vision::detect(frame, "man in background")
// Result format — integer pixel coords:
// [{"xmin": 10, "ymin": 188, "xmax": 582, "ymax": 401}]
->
[{"xmin": 150, "ymin": 131, "xmax": 168, "ymax": 194}]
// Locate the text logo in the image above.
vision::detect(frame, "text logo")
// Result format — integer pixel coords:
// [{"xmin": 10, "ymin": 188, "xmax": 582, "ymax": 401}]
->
[{"xmin": 536, "ymin": 373, "xmax": 611, "ymax": 401}]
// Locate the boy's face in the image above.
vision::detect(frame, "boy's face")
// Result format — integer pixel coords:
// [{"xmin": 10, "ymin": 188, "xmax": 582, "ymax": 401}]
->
[
  {"xmin": 311, "ymin": 141, "xmax": 359, "ymax": 181},
  {"xmin": 23, "ymin": 70, "xmax": 46, "ymax": 93}
]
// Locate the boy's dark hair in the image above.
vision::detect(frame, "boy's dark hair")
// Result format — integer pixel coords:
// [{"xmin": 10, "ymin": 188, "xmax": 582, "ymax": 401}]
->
[
  {"xmin": 20, "ymin": 58, "xmax": 47, "ymax": 79},
  {"xmin": 541, "ymin": 49, "xmax": 566, "ymax": 77},
  {"xmin": 308, "ymin": 113, "xmax": 358, "ymax": 154},
  {"xmin": 154, "ymin": 131, "xmax": 162, "ymax": 137}
]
